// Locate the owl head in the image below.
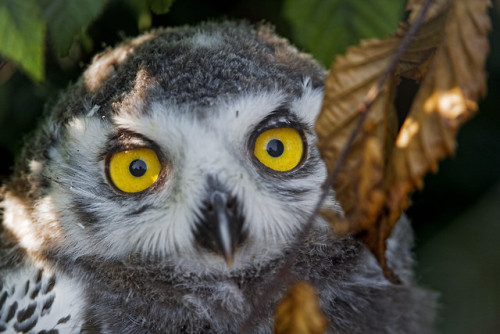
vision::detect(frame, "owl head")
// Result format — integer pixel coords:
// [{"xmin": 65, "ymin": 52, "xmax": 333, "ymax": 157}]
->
[{"xmin": 5, "ymin": 21, "xmax": 339, "ymax": 273}]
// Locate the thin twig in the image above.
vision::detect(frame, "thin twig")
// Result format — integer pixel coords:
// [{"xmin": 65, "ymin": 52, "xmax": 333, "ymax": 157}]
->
[
  {"xmin": 240, "ymin": 0, "xmax": 435, "ymax": 332},
  {"xmin": 0, "ymin": 60, "xmax": 7, "ymax": 73}
]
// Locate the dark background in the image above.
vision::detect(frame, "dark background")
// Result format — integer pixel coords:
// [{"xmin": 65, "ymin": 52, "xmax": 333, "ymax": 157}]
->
[{"xmin": 1, "ymin": 1, "xmax": 499, "ymax": 332}]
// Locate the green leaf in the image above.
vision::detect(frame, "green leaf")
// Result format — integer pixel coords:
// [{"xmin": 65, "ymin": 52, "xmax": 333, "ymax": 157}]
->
[
  {"xmin": 282, "ymin": 0, "xmax": 405, "ymax": 67},
  {"xmin": 146, "ymin": 0, "xmax": 174, "ymax": 15},
  {"xmin": 39, "ymin": 0, "xmax": 108, "ymax": 56},
  {"xmin": 0, "ymin": 0, "xmax": 46, "ymax": 81},
  {"xmin": 124, "ymin": 0, "xmax": 153, "ymax": 31}
]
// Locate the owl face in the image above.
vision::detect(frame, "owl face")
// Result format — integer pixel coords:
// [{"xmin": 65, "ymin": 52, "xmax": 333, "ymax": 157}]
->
[{"xmin": 17, "ymin": 22, "xmax": 338, "ymax": 273}]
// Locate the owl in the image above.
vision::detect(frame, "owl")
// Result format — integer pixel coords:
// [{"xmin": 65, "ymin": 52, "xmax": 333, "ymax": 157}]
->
[{"xmin": 0, "ymin": 21, "xmax": 436, "ymax": 333}]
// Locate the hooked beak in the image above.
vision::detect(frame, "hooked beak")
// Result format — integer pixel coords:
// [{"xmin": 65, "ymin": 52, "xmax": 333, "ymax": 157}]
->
[{"xmin": 194, "ymin": 189, "xmax": 246, "ymax": 266}]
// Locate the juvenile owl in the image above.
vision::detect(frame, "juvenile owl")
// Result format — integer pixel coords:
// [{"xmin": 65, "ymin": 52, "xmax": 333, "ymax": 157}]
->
[{"xmin": 0, "ymin": 21, "xmax": 436, "ymax": 333}]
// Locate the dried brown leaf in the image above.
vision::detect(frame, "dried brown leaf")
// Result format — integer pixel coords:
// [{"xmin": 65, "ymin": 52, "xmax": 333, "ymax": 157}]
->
[
  {"xmin": 274, "ymin": 281, "xmax": 328, "ymax": 334},
  {"xmin": 386, "ymin": 0, "xmax": 491, "ymax": 216},
  {"xmin": 315, "ymin": 0, "xmax": 490, "ymax": 280},
  {"xmin": 315, "ymin": 40, "xmax": 397, "ymax": 233}
]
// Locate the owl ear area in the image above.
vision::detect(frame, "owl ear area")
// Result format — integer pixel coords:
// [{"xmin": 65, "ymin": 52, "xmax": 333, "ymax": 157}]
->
[
  {"xmin": 106, "ymin": 148, "xmax": 162, "ymax": 193},
  {"xmin": 253, "ymin": 128, "xmax": 305, "ymax": 172}
]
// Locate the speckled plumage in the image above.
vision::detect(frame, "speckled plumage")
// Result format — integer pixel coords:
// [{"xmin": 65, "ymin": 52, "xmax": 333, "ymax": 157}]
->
[{"xmin": 0, "ymin": 21, "xmax": 436, "ymax": 333}]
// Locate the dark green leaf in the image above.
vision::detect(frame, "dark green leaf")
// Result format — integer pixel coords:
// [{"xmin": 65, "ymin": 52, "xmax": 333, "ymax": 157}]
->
[
  {"xmin": 124, "ymin": 0, "xmax": 153, "ymax": 31},
  {"xmin": 146, "ymin": 0, "xmax": 175, "ymax": 15},
  {"xmin": 282, "ymin": 0, "xmax": 405, "ymax": 67},
  {"xmin": 39, "ymin": 0, "xmax": 109, "ymax": 56},
  {"xmin": 0, "ymin": 0, "xmax": 45, "ymax": 81}
]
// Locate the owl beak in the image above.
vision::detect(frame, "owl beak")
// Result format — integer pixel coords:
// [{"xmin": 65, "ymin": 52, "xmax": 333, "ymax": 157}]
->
[
  {"xmin": 194, "ymin": 190, "xmax": 246, "ymax": 267},
  {"xmin": 212, "ymin": 191, "xmax": 236, "ymax": 266}
]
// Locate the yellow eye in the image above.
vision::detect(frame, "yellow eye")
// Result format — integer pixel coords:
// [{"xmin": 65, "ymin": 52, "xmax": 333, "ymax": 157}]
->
[
  {"xmin": 253, "ymin": 128, "xmax": 304, "ymax": 172},
  {"xmin": 108, "ymin": 148, "xmax": 162, "ymax": 193}
]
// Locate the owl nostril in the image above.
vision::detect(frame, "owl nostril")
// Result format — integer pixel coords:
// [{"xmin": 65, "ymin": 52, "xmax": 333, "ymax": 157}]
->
[
  {"xmin": 209, "ymin": 192, "xmax": 239, "ymax": 215},
  {"xmin": 226, "ymin": 196, "xmax": 236, "ymax": 210},
  {"xmin": 203, "ymin": 200, "xmax": 214, "ymax": 213},
  {"xmin": 201, "ymin": 194, "xmax": 239, "ymax": 218},
  {"xmin": 201, "ymin": 194, "xmax": 235, "ymax": 214}
]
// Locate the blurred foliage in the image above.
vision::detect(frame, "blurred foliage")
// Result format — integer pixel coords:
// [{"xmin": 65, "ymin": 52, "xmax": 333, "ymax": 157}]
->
[
  {"xmin": 417, "ymin": 181, "xmax": 500, "ymax": 333},
  {"xmin": 283, "ymin": 0, "xmax": 406, "ymax": 66},
  {"xmin": 0, "ymin": 0, "xmax": 174, "ymax": 80},
  {"xmin": 147, "ymin": 0, "xmax": 175, "ymax": 14},
  {"xmin": 39, "ymin": 0, "xmax": 109, "ymax": 56},
  {"xmin": 0, "ymin": 0, "xmax": 46, "ymax": 81},
  {"xmin": 0, "ymin": 0, "xmax": 499, "ymax": 333}
]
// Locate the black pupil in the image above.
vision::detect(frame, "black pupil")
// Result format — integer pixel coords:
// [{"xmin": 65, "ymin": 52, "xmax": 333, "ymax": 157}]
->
[
  {"xmin": 266, "ymin": 139, "xmax": 284, "ymax": 158},
  {"xmin": 129, "ymin": 159, "xmax": 147, "ymax": 177}
]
